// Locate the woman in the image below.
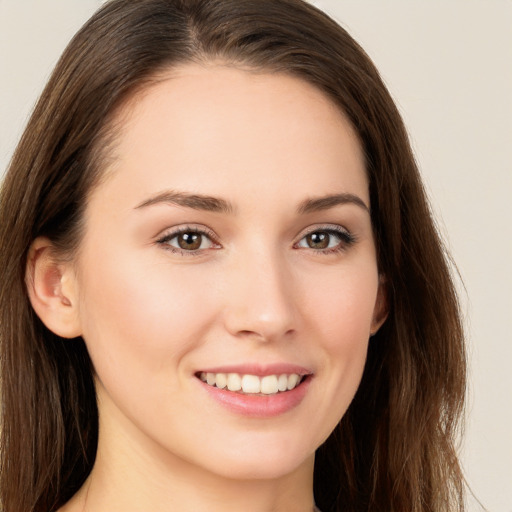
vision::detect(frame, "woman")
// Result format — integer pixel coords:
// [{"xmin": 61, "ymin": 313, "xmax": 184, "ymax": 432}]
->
[{"xmin": 0, "ymin": 0, "xmax": 466, "ymax": 511}]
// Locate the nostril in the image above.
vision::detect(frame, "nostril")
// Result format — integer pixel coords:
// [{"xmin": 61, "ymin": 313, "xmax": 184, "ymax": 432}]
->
[{"xmin": 233, "ymin": 328, "xmax": 296, "ymax": 343}]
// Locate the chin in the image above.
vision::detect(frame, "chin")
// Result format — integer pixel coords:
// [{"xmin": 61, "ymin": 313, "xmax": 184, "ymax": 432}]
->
[
  {"xmin": 209, "ymin": 457, "xmax": 311, "ymax": 482},
  {"xmin": 191, "ymin": 435, "xmax": 316, "ymax": 481}
]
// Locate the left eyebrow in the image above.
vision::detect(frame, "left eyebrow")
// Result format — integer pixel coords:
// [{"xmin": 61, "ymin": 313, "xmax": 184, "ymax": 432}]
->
[{"xmin": 297, "ymin": 193, "xmax": 370, "ymax": 215}]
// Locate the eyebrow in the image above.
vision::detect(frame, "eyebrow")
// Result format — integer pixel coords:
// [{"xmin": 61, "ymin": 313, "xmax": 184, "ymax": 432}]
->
[
  {"xmin": 134, "ymin": 190, "xmax": 235, "ymax": 214},
  {"xmin": 134, "ymin": 190, "xmax": 369, "ymax": 215},
  {"xmin": 297, "ymin": 193, "xmax": 370, "ymax": 214}
]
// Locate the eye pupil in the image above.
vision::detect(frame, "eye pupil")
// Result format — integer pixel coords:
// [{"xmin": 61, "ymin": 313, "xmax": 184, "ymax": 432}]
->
[
  {"xmin": 178, "ymin": 232, "xmax": 202, "ymax": 250},
  {"xmin": 307, "ymin": 232, "xmax": 329, "ymax": 249}
]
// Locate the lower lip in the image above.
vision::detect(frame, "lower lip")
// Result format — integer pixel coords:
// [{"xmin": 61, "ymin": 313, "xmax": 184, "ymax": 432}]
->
[{"xmin": 198, "ymin": 376, "xmax": 311, "ymax": 418}]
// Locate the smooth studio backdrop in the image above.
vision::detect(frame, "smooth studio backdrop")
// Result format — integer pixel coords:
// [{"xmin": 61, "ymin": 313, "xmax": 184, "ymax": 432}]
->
[{"xmin": 1, "ymin": 1, "xmax": 511, "ymax": 511}]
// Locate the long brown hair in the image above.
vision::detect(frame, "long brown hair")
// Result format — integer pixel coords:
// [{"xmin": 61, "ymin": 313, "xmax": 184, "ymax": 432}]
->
[{"xmin": 0, "ymin": 1, "xmax": 466, "ymax": 511}]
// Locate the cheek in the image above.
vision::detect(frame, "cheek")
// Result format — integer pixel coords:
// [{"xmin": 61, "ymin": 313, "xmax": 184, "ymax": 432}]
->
[
  {"xmin": 302, "ymin": 264, "xmax": 377, "ymax": 418},
  {"xmin": 304, "ymin": 262, "xmax": 379, "ymax": 347},
  {"xmin": 76, "ymin": 247, "xmax": 218, "ymax": 378}
]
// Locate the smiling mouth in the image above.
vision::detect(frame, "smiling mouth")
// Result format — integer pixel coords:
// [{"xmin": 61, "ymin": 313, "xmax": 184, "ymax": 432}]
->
[{"xmin": 197, "ymin": 372, "xmax": 306, "ymax": 395}]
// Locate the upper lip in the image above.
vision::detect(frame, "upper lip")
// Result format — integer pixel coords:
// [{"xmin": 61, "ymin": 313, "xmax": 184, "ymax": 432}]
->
[{"xmin": 195, "ymin": 363, "xmax": 313, "ymax": 377}]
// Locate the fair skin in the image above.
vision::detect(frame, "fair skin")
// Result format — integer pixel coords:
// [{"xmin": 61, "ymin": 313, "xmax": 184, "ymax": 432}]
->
[{"xmin": 28, "ymin": 64, "xmax": 386, "ymax": 512}]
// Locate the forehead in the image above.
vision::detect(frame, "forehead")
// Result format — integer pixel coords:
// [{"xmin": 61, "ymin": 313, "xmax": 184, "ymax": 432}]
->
[{"xmin": 92, "ymin": 63, "xmax": 368, "ymax": 212}]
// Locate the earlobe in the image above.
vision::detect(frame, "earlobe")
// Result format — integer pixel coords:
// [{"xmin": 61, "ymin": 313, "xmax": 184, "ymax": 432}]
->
[
  {"xmin": 26, "ymin": 237, "xmax": 82, "ymax": 338},
  {"xmin": 370, "ymin": 275, "xmax": 389, "ymax": 336}
]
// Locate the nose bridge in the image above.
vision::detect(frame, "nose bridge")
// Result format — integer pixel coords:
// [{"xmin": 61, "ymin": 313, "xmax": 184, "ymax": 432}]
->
[{"xmin": 223, "ymin": 242, "xmax": 296, "ymax": 341}]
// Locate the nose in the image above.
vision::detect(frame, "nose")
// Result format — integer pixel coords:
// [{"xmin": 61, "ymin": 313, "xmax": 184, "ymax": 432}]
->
[{"xmin": 221, "ymin": 247, "xmax": 297, "ymax": 343}]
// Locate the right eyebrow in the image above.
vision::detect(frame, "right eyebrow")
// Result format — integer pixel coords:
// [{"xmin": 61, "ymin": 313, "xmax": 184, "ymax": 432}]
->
[{"xmin": 134, "ymin": 190, "xmax": 235, "ymax": 214}]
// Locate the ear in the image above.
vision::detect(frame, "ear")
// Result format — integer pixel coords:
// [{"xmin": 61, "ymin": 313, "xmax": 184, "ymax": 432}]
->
[
  {"xmin": 370, "ymin": 275, "xmax": 388, "ymax": 336},
  {"xmin": 25, "ymin": 237, "xmax": 82, "ymax": 338}
]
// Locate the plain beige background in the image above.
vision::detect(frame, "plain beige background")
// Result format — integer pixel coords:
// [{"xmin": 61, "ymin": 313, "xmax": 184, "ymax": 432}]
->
[{"xmin": 1, "ymin": 1, "xmax": 511, "ymax": 511}]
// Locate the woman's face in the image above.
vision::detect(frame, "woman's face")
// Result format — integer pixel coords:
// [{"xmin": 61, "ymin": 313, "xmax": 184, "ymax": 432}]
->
[{"xmin": 71, "ymin": 64, "xmax": 386, "ymax": 480}]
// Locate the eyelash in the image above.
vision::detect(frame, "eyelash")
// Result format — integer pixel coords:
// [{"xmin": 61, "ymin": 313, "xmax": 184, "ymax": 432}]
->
[
  {"xmin": 156, "ymin": 225, "xmax": 220, "ymax": 256},
  {"xmin": 294, "ymin": 225, "xmax": 356, "ymax": 254},
  {"xmin": 156, "ymin": 224, "xmax": 356, "ymax": 256}
]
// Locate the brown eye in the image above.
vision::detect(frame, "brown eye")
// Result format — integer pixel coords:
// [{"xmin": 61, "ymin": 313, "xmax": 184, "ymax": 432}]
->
[
  {"xmin": 296, "ymin": 227, "xmax": 354, "ymax": 253},
  {"xmin": 305, "ymin": 231, "xmax": 330, "ymax": 249},
  {"xmin": 159, "ymin": 229, "xmax": 217, "ymax": 253},
  {"xmin": 177, "ymin": 232, "xmax": 202, "ymax": 250}
]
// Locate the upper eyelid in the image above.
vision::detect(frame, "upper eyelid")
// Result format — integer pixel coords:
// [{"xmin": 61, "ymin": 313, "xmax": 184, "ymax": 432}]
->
[
  {"xmin": 155, "ymin": 226, "xmax": 221, "ymax": 256},
  {"xmin": 293, "ymin": 224, "xmax": 356, "ymax": 251},
  {"xmin": 295, "ymin": 223, "xmax": 351, "ymax": 239},
  {"xmin": 156, "ymin": 224, "xmax": 219, "ymax": 241}
]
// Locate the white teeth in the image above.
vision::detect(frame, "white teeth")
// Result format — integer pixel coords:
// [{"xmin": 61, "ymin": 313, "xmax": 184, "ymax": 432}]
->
[
  {"xmin": 241, "ymin": 374, "xmax": 261, "ymax": 393},
  {"xmin": 199, "ymin": 372, "xmax": 304, "ymax": 394},
  {"xmin": 227, "ymin": 373, "xmax": 242, "ymax": 391},
  {"xmin": 287, "ymin": 373, "xmax": 299, "ymax": 390},
  {"xmin": 277, "ymin": 374, "xmax": 288, "ymax": 392},
  {"xmin": 260, "ymin": 375, "xmax": 278, "ymax": 394},
  {"xmin": 215, "ymin": 373, "xmax": 227, "ymax": 389}
]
